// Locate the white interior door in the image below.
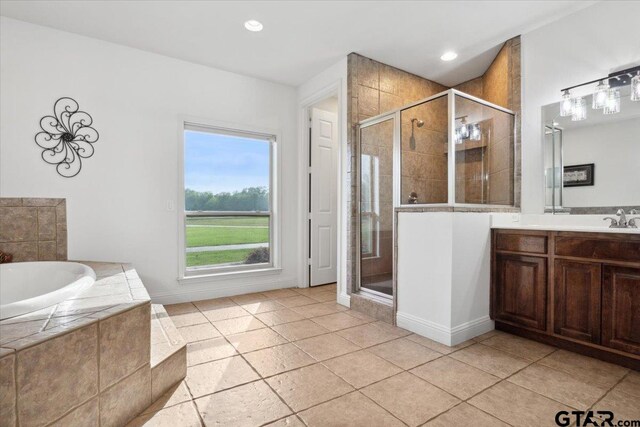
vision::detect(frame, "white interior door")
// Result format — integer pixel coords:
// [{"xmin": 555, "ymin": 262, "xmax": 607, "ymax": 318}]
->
[{"xmin": 310, "ymin": 108, "xmax": 338, "ymax": 286}]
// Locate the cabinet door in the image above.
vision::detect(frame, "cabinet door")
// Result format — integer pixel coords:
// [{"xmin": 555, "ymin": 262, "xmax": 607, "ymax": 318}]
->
[
  {"xmin": 494, "ymin": 254, "xmax": 547, "ymax": 330},
  {"xmin": 553, "ymin": 259, "xmax": 601, "ymax": 343},
  {"xmin": 602, "ymin": 265, "xmax": 640, "ymax": 355}
]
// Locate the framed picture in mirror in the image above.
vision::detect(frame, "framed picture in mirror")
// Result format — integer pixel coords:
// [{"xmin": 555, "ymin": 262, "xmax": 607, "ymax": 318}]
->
[{"xmin": 563, "ymin": 163, "xmax": 594, "ymax": 187}]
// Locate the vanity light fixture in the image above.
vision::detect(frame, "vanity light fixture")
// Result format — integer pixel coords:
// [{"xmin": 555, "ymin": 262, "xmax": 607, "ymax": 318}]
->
[
  {"xmin": 244, "ymin": 19, "xmax": 264, "ymax": 32},
  {"xmin": 559, "ymin": 65, "xmax": 639, "ymax": 119},
  {"xmin": 440, "ymin": 51, "xmax": 458, "ymax": 61},
  {"xmin": 632, "ymin": 72, "xmax": 640, "ymax": 102}
]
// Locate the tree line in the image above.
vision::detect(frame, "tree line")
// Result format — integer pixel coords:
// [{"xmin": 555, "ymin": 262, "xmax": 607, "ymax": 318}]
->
[{"xmin": 185, "ymin": 187, "xmax": 269, "ymax": 211}]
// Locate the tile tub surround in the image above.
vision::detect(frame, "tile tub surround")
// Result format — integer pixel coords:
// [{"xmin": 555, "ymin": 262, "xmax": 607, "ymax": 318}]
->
[
  {"xmin": 0, "ymin": 261, "xmax": 186, "ymax": 427},
  {"xmin": 140, "ymin": 290, "xmax": 639, "ymax": 426},
  {"xmin": 0, "ymin": 197, "xmax": 67, "ymax": 262}
]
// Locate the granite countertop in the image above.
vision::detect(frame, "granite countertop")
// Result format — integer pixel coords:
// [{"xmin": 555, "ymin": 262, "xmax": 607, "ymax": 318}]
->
[
  {"xmin": 491, "ymin": 224, "xmax": 640, "ymax": 234},
  {"xmin": 0, "ymin": 261, "xmax": 150, "ymax": 354}
]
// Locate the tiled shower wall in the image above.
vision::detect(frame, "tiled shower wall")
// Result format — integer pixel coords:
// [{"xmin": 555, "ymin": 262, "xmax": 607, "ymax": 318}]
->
[{"xmin": 0, "ymin": 198, "xmax": 67, "ymax": 261}]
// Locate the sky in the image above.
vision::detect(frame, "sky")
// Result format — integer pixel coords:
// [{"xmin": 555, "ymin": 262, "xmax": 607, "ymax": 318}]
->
[{"xmin": 184, "ymin": 130, "xmax": 270, "ymax": 194}]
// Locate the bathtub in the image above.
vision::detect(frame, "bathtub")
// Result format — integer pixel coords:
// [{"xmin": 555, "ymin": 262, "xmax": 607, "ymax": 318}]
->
[{"xmin": 0, "ymin": 261, "xmax": 96, "ymax": 320}]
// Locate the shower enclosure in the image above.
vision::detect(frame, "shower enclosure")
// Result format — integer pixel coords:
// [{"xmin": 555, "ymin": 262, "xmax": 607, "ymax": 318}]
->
[{"xmin": 356, "ymin": 89, "xmax": 515, "ymax": 298}]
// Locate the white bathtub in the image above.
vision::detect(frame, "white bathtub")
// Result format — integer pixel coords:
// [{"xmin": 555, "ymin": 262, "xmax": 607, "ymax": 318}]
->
[{"xmin": 0, "ymin": 262, "xmax": 96, "ymax": 320}]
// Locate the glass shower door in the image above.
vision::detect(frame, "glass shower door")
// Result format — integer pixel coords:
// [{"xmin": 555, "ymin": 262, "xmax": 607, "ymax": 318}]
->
[{"xmin": 358, "ymin": 117, "xmax": 394, "ymax": 297}]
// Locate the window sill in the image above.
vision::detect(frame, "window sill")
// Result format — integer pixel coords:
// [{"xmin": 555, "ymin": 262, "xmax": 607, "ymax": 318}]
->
[{"xmin": 178, "ymin": 266, "xmax": 283, "ymax": 286}]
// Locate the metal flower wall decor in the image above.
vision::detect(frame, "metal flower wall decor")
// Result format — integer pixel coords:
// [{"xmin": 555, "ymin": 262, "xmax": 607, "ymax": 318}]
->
[{"xmin": 35, "ymin": 97, "xmax": 99, "ymax": 178}]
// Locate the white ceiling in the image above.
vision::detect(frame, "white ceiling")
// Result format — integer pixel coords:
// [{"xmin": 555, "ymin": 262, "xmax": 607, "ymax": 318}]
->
[{"xmin": 0, "ymin": 1, "xmax": 595, "ymax": 87}]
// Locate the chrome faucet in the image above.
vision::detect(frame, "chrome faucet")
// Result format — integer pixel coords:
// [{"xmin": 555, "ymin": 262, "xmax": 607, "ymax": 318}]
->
[{"xmin": 603, "ymin": 209, "xmax": 639, "ymax": 228}]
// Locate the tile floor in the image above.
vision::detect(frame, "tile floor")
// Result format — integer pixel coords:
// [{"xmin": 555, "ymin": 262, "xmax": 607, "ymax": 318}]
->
[{"xmin": 128, "ymin": 285, "xmax": 640, "ymax": 426}]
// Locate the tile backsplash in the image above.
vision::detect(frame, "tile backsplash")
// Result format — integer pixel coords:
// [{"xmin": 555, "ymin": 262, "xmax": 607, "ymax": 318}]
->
[{"xmin": 0, "ymin": 198, "xmax": 67, "ymax": 261}]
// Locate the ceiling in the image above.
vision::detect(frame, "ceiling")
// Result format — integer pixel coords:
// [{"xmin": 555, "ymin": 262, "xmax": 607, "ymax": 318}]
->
[{"xmin": 0, "ymin": 1, "xmax": 595, "ymax": 87}]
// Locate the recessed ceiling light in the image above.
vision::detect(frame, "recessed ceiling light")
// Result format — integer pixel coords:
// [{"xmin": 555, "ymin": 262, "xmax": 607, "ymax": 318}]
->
[
  {"xmin": 440, "ymin": 51, "xmax": 458, "ymax": 61},
  {"xmin": 244, "ymin": 20, "xmax": 263, "ymax": 32}
]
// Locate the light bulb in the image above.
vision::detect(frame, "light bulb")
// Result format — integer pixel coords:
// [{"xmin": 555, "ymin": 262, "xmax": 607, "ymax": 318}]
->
[
  {"xmin": 592, "ymin": 80, "xmax": 609, "ymax": 109},
  {"xmin": 603, "ymin": 88, "xmax": 620, "ymax": 114},
  {"xmin": 631, "ymin": 73, "xmax": 640, "ymax": 102},
  {"xmin": 560, "ymin": 90, "xmax": 573, "ymax": 117},
  {"xmin": 571, "ymin": 97, "xmax": 587, "ymax": 121}
]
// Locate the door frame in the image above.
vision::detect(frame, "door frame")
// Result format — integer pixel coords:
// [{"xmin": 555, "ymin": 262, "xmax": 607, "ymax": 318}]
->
[{"xmin": 297, "ymin": 81, "xmax": 343, "ymax": 290}]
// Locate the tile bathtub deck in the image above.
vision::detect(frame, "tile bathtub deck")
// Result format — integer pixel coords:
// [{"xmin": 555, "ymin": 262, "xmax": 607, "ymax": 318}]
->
[{"xmin": 131, "ymin": 285, "xmax": 640, "ymax": 426}]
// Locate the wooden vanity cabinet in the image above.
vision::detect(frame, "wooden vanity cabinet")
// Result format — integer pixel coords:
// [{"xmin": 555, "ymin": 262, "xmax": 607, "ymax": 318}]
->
[{"xmin": 491, "ymin": 229, "xmax": 640, "ymax": 369}]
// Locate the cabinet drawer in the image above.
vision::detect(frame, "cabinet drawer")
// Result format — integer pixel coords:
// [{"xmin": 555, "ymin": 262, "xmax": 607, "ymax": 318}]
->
[
  {"xmin": 555, "ymin": 235, "xmax": 640, "ymax": 263},
  {"xmin": 495, "ymin": 233, "xmax": 548, "ymax": 254}
]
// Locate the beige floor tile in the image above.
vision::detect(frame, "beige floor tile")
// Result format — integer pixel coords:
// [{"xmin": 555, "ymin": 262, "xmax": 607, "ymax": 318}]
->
[
  {"xmin": 201, "ymin": 305, "xmax": 250, "ymax": 322},
  {"xmin": 186, "ymin": 337, "xmax": 237, "ymax": 366},
  {"xmin": 164, "ymin": 303, "xmax": 198, "ymax": 316},
  {"xmin": 141, "ymin": 382, "xmax": 192, "ymax": 415},
  {"xmin": 227, "ymin": 328, "xmax": 288, "ymax": 353},
  {"xmin": 361, "ymin": 372, "xmax": 459, "ymax": 426},
  {"xmin": 168, "ymin": 311, "xmax": 208, "ymax": 328},
  {"xmin": 482, "ymin": 333, "xmax": 556, "ymax": 361},
  {"xmin": 469, "ymin": 381, "xmax": 573, "ymax": 427},
  {"xmin": 471, "ymin": 330, "xmax": 506, "ymax": 343},
  {"xmin": 256, "ymin": 309, "xmax": 306, "ymax": 327},
  {"xmin": 405, "ymin": 334, "xmax": 473, "ymax": 355},
  {"xmin": 368, "ymin": 338, "xmax": 441, "ymax": 370},
  {"xmin": 244, "ymin": 343, "xmax": 315, "ymax": 377},
  {"xmin": 298, "ymin": 391, "xmax": 405, "ymax": 427},
  {"xmin": 240, "ymin": 300, "xmax": 285, "ymax": 314},
  {"xmin": 195, "ymin": 380, "xmax": 291, "ymax": 426},
  {"xmin": 294, "ymin": 333, "xmax": 361, "ymax": 361},
  {"xmin": 616, "ymin": 371, "xmax": 640, "ymax": 398},
  {"xmin": 424, "ymin": 402, "xmax": 510, "ymax": 427},
  {"xmin": 230, "ymin": 292, "xmax": 270, "ymax": 305},
  {"xmin": 538, "ymin": 349, "xmax": 629, "ymax": 388},
  {"xmin": 592, "ymin": 387, "xmax": 640, "ymax": 421},
  {"xmin": 323, "ymin": 350, "xmax": 402, "ymax": 388},
  {"xmin": 264, "ymin": 415, "xmax": 305, "ymax": 427},
  {"xmin": 344, "ymin": 310, "xmax": 377, "ymax": 322},
  {"xmin": 449, "ymin": 343, "xmax": 530, "ymax": 378},
  {"xmin": 266, "ymin": 364, "xmax": 354, "ymax": 411},
  {"xmin": 508, "ymin": 363, "xmax": 611, "ymax": 410},
  {"xmin": 291, "ymin": 302, "xmax": 347, "ymax": 318},
  {"xmin": 276, "ymin": 295, "xmax": 318, "ymax": 308},
  {"xmin": 262, "ymin": 289, "xmax": 300, "ymax": 299},
  {"xmin": 177, "ymin": 323, "xmax": 220, "ymax": 343},
  {"xmin": 272, "ymin": 320, "xmax": 329, "ymax": 341},
  {"xmin": 336, "ymin": 323, "xmax": 401, "ymax": 348},
  {"xmin": 211, "ymin": 315, "xmax": 266, "ymax": 335},
  {"xmin": 126, "ymin": 401, "xmax": 201, "ymax": 427},
  {"xmin": 411, "ymin": 356, "xmax": 500, "ymax": 400},
  {"xmin": 191, "ymin": 297, "xmax": 235, "ymax": 312},
  {"xmin": 308, "ymin": 291, "xmax": 337, "ymax": 303},
  {"xmin": 370, "ymin": 321, "xmax": 411, "ymax": 338},
  {"xmin": 185, "ymin": 355, "xmax": 259, "ymax": 398},
  {"xmin": 310, "ymin": 312, "xmax": 369, "ymax": 332}
]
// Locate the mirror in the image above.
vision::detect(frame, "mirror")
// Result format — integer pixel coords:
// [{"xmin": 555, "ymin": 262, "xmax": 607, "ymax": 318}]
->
[{"xmin": 543, "ymin": 85, "xmax": 640, "ymax": 213}]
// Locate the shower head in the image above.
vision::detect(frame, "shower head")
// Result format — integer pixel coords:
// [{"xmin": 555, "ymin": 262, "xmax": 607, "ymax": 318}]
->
[{"xmin": 411, "ymin": 118, "xmax": 424, "ymax": 128}]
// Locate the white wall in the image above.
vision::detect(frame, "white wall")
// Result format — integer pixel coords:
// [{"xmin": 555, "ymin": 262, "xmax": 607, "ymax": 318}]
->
[
  {"xmin": 520, "ymin": 1, "xmax": 640, "ymax": 213},
  {"xmin": 562, "ymin": 118, "xmax": 640, "ymax": 207},
  {"xmin": 0, "ymin": 17, "xmax": 300, "ymax": 303}
]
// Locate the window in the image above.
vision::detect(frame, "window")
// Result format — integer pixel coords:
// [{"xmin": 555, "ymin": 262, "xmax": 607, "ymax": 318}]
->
[
  {"xmin": 360, "ymin": 153, "xmax": 379, "ymax": 258},
  {"xmin": 181, "ymin": 122, "xmax": 278, "ymax": 276}
]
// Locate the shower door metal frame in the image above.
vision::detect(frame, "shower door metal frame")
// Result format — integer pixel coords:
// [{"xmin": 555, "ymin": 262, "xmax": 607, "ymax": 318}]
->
[{"xmin": 355, "ymin": 113, "xmax": 398, "ymax": 301}]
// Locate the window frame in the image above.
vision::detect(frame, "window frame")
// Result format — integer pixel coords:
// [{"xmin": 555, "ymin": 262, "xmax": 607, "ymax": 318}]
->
[{"xmin": 178, "ymin": 118, "xmax": 281, "ymax": 280}]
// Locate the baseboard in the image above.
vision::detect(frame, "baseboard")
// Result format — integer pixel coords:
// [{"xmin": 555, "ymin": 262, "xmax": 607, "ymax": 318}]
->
[
  {"xmin": 337, "ymin": 292, "xmax": 350, "ymax": 308},
  {"xmin": 396, "ymin": 312, "xmax": 494, "ymax": 346},
  {"xmin": 150, "ymin": 276, "xmax": 299, "ymax": 305}
]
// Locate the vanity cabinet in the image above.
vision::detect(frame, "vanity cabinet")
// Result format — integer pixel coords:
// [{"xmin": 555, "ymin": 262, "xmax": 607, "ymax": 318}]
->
[{"xmin": 491, "ymin": 229, "xmax": 640, "ymax": 369}]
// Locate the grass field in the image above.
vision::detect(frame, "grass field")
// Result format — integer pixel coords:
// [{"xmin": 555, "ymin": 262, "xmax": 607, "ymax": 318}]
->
[{"xmin": 185, "ymin": 216, "xmax": 269, "ymax": 267}]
